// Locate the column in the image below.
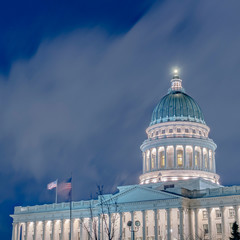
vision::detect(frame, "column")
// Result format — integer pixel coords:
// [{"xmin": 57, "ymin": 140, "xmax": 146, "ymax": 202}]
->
[
  {"xmin": 34, "ymin": 221, "xmax": 37, "ymax": 240},
  {"xmin": 174, "ymin": 146, "xmax": 177, "ymax": 168},
  {"xmin": 201, "ymin": 147, "xmax": 204, "ymax": 169},
  {"xmin": 42, "ymin": 221, "xmax": 46, "ymax": 240},
  {"xmin": 131, "ymin": 211, "xmax": 134, "ymax": 240},
  {"xmin": 98, "ymin": 215, "xmax": 101, "ymax": 240},
  {"xmin": 71, "ymin": 219, "xmax": 74, "ymax": 240},
  {"xmin": 220, "ymin": 206, "xmax": 226, "ymax": 240},
  {"xmin": 51, "ymin": 220, "xmax": 56, "ymax": 240},
  {"xmin": 194, "ymin": 208, "xmax": 199, "ymax": 240},
  {"xmin": 167, "ymin": 209, "xmax": 171, "ymax": 240},
  {"xmin": 154, "ymin": 209, "xmax": 158, "ymax": 240},
  {"xmin": 60, "ymin": 220, "xmax": 64, "ymax": 240},
  {"xmin": 207, "ymin": 208, "xmax": 212, "ymax": 239},
  {"xmin": 164, "ymin": 147, "xmax": 167, "ymax": 169},
  {"xmin": 16, "ymin": 223, "xmax": 19, "ymax": 240},
  {"xmin": 183, "ymin": 146, "xmax": 186, "ymax": 168},
  {"xmin": 193, "ymin": 146, "xmax": 196, "ymax": 169},
  {"xmin": 119, "ymin": 213, "xmax": 122, "ymax": 240},
  {"xmin": 234, "ymin": 205, "xmax": 239, "ymax": 225},
  {"xmin": 142, "ymin": 210, "xmax": 146, "ymax": 240},
  {"xmin": 108, "ymin": 214, "xmax": 111, "ymax": 239},
  {"xmin": 143, "ymin": 152, "xmax": 146, "ymax": 173},
  {"xmin": 24, "ymin": 222, "xmax": 28, "ymax": 240},
  {"xmin": 89, "ymin": 218, "xmax": 92, "ymax": 239},
  {"xmin": 188, "ymin": 209, "xmax": 193, "ymax": 239},
  {"xmin": 156, "ymin": 148, "xmax": 159, "ymax": 169},
  {"xmin": 11, "ymin": 223, "xmax": 16, "ymax": 240},
  {"xmin": 80, "ymin": 219, "xmax": 83, "ymax": 240},
  {"xmin": 179, "ymin": 208, "xmax": 184, "ymax": 240}
]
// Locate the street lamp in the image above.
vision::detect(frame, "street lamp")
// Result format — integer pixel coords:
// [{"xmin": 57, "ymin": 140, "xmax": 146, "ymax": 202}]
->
[{"xmin": 127, "ymin": 220, "xmax": 141, "ymax": 240}]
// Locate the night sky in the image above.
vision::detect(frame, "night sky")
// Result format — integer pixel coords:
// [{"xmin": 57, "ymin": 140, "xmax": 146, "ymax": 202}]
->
[{"xmin": 1, "ymin": 0, "xmax": 240, "ymax": 238}]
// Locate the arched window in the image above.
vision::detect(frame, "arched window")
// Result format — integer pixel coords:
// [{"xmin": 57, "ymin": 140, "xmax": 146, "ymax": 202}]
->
[
  {"xmin": 151, "ymin": 148, "xmax": 156, "ymax": 169},
  {"xmin": 146, "ymin": 150, "xmax": 150, "ymax": 171},
  {"xmin": 158, "ymin": 147, "xmax": 165, "ymax": 168},
  {"xmin": 186, "ymin": 146, "xmax": 193, "ymax": 168},
  {"xmin": 176, "ymin": 145, "xmax": 183, "ymax": 167},
  {"xmin": 203, "ymin": 148, "xmax": 208, "ymax": 169},
  {"xmin": 209, "ymin": 150, "xmax": 213, "ymax": 170},
  {"xmin": 167, "ymin": 146, "xmax": 174, "ymax": 168},
  {"xmin": 195, "ymin": 146, "xmax": 201, "ymax": 168}
]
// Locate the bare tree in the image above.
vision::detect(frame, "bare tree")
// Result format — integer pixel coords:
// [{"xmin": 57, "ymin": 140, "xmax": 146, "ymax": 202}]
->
[{"xmin": 80, "ymin": 185, "xmax": 121, "ymax": 240}]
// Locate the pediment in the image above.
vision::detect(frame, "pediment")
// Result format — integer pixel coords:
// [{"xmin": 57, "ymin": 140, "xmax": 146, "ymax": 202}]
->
[{"xmin": 111, "ymin": 185, "xmax": 180, "ymax": 204}]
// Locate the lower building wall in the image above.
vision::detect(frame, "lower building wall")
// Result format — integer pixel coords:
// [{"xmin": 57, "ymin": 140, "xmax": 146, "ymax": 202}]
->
[{"xmin": 11, "ymin": 206, "xmax": 240, "ymax": 240}]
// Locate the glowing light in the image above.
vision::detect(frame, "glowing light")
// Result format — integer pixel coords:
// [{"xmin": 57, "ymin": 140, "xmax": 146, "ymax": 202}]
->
[{"xmin": 173, "ymin": 69, "xmax": 178, "ymax": 74}]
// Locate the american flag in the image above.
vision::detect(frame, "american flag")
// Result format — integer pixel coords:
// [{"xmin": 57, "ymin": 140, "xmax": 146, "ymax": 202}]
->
[
  {"xmin": 58, "ymin": 178, "xmax": 72, "ymax": 198},
  {"xmin": 47, "ymin": 180, "xmax": 57, "ymax": 190}
]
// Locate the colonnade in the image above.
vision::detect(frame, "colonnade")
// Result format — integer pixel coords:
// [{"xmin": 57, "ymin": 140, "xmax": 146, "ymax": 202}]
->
[
  {"xmin": 143, "ymin": 145, "xmax": 215, "ymax": 173},
  {"xmin": 12, "ymin": 205, "xmax": 239, "ymax": 240}
]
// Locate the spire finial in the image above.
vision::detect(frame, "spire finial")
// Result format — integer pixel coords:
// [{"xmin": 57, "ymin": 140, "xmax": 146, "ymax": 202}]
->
[{"xmin": 170, "ymin": 68, "xmax": 183, "ymax": 92}]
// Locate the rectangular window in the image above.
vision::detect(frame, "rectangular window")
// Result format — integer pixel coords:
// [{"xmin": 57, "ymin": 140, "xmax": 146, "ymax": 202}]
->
[
  {"xmin": 123, "ymin": 228, "xmax": 125, "ymax": 238},
  {"xmin": 162, "ymin": 130, "xmax": 165, "ymax": 134},
  {"xmin": 158, "ymin": 226, "xmax": 160, "ymax": 235},
  {"xmin": 216, "ymin": 210, "xmax": 222, "ymax": 218},
  {"xmin": 146, "ymin": 226, "xmax": 149, "ymax": 236},
  {"xmin": 178, "ymin": 225, "xmax": 180, "ymax": 235},
  {"xmin": 216, "ymin": 223, "xmax": 222, "ymax": 234},
  {"xmin": 177, "ymin": 128, "xmax": 181, "ymax": 133},
  {"xmin": 202, "ymin": 211, "xmax": 208, "ymax": 219},
  {"xmin": 229, "ymin": 209, "xmax": 235, "ymax": 218},
  {"xmin": 169, "ymin": 129, "xmax": 173, "ymax": 133},
  {"xmin": 203, "ymin": 224, "xmax": 209, "ymax": 234},
  {"xmin": 185, "ymin": 129, "xmax": 189, "ymax": 133},
  {"xmin": 177, "ymin": 211, "xmax": 180, "ymax": 219}
]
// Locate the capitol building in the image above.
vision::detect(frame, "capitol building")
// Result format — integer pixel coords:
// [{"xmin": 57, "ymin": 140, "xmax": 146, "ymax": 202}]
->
[{"xmin": 11, "ymin": 71, "xmax": 240, "ymax": 240}]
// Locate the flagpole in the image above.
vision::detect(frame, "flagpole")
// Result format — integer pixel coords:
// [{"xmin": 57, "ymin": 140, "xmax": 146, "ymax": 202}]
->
[
  {"xmin": 55, "ymin": 179, "xmax": 58, "ymax": 204},
  {"xmin": 70, "ymin": 175, "xmax": 72, "ymax": 240}
]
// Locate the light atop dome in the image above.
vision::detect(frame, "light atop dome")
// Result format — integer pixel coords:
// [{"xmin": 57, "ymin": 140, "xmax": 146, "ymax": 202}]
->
[{"xmin": 173, "ymin": 68, "xmax": 179, "ymax": 75}]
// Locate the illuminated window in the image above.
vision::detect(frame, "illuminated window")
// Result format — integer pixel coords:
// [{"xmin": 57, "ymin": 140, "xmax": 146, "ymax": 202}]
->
[
  {"xmin": 186, "ymin": 146, "xmax": 193, "ymax": 168},
  {"xmin": 176, "ymin": 146, "xmax": 183, "ymax": 167},
  {"xmin": 158, "ymin": 147, "xmax": 165, "ymax": 168},
  {"xmin": 195, "ymin": 147, "xmax": 201, "ymax": 168},
  {"xmin": 151, "ymin": 148, "xmax": 156, "ymax": 169},
  {"xmin": 203, "ymin": 148, "xmax": 208, "ymax": 168},
  {"xmin": 167, "ymin": 146, "xmax": 174, "ymax": 168}
]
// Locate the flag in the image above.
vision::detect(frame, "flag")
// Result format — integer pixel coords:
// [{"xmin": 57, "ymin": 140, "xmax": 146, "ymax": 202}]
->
[
  {"xmin": 47, "ymin": 180, "xmax": 57, "ymax": 190},
  {"xmin": 58, "ymin": 178, "xmax": 72, "ymax": 199}
]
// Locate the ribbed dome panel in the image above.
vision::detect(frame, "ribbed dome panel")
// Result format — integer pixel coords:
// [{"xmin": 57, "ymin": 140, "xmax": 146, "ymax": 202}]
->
[{"xmin": 150, "ymin": 91, "xmax": 205, "ymax": 126}]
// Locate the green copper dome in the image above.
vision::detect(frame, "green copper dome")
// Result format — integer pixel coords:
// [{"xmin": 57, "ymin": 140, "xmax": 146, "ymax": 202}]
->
[{"xmin": 150, "ymin": 75, "xmax": 205, "ymax": 126}]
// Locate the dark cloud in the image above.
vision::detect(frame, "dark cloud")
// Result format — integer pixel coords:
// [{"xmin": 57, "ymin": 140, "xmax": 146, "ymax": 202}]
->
[{"xmin": 1, "ymin": 0, "xmax": 240, "ymax": 238}]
